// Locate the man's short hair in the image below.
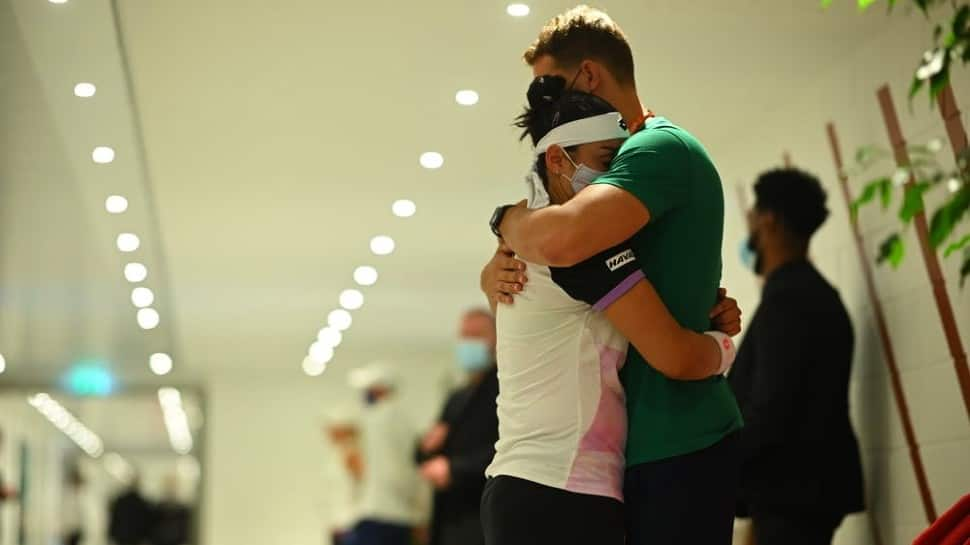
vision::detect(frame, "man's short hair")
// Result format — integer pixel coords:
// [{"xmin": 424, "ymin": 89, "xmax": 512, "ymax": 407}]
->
[
  {"xmin": 754, "ymin": 168, "xmax": 830, "ymax": 241},
  {"xmin": 523, "ymin": 5, "xmax": 635, "ymax": 85}
]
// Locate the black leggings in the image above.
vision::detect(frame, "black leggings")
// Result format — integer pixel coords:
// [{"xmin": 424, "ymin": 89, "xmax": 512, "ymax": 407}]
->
[{"xmin": 481, "ymin": 475, "xmax": 624, "ymax": 545}]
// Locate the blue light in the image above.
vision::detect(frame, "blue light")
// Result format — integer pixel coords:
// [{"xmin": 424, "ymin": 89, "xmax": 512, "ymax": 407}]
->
[{"xmin": 62, "ymin": 361, "xmax": 115, "ymax": 397}]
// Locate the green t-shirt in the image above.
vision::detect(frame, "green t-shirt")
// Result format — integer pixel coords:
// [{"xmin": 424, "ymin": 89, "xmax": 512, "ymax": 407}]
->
[{"xmin": 592, "ymin": 116, "xmax": 743, "ymax": 466}]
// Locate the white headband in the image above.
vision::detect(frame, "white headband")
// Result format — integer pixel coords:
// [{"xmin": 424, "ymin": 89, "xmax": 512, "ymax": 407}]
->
[{"xmin": 533, "ymin": 112, "xmax": 628, "ymax": 156}]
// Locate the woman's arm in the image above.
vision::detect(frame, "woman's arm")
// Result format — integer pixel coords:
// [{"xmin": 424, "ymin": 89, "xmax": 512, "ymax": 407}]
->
[{"xmin": 602, "ymin": 278, "xmax": 725, "ymax": 381}]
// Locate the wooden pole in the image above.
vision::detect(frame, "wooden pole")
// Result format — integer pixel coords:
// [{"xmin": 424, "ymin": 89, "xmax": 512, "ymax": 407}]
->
[
  {"xmin": 937, "ymin": 85, "xmax": 969, "ymax": 156},
  {"xmin": 826, "ymin": 122, "xmax": 938, "ymax": 524},
  {"xmin": 877, "ymin": 85, "xmax": 970, "ymax": 424}
]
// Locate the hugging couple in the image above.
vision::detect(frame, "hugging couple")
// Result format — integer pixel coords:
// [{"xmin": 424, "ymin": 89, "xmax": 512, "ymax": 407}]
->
[{"xmin": 479, "ymin": 5, "xmax": 744, "ymax": 545}]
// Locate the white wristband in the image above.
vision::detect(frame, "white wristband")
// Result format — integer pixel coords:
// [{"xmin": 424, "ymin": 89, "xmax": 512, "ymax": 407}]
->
[{"xmin": 704, "ymin": 331, "xmax": 737, "ymax": 376}]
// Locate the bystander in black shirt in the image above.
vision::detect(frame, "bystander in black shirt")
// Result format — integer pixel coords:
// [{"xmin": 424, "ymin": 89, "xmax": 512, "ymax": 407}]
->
[
  {"xmin": 416, "ymin": 367, "xmax": 499, "ymax": 545},
  {"xmin": 729, "ymin": 260, "xmax": 865, "ymax": 517}
]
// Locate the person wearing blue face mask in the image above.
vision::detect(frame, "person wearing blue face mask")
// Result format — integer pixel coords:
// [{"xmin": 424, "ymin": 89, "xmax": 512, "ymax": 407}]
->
[{"xmin": 416, "ymin": 308, "xmax": 499, "ymax": 545}]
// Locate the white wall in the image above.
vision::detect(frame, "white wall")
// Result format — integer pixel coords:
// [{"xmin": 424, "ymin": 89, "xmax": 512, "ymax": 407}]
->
[{"xmin": 711, "ymin": 8, "xmax": 970, "ymax": 545}]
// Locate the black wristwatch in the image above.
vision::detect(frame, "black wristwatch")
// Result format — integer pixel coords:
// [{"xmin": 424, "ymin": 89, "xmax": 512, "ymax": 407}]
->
[{"xmin": 490, "ymin": 205, "xmax": 515, "ymax": 238}]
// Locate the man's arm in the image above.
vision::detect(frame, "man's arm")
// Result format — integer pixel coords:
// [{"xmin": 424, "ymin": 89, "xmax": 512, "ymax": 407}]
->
[
  {"xmin": 498, "ymin": 184, "xmax": 650, "ymax": 267},
  {"xmin": 603, "ymin": 279, "xmax": 733, "ymax": 380}
]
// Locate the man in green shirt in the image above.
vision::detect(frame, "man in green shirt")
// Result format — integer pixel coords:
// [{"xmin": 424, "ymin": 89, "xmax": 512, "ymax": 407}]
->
[{"xmin": 483, "ymin": 6, "xmax": 743, "ymax": 544}]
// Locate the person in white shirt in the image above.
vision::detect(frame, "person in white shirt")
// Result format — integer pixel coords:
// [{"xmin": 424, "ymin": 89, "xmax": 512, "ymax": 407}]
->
[
  {"xmin": 481, "ymin": 77, "xmax": 739, "ymax": 545},
  {"xmin": 345, "ymin": 364, "xmax": 428, "ymax": 545}
]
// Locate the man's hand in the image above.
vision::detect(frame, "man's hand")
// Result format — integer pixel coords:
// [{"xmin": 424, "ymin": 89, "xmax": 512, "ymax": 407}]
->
[
  {"xmin": 480, "ymin": 241, "xmax": 528, "ymax": 306},
  {"xmin": 420, "ymin": 423, "xmax": 449, "ymax": 455},
  {"xmin": 709, "ymin": 288, "xmax": 742, "ymax": 336},
  {"xmin": 418, "ymin": 456, "xmax": 452, "ymax": 490}
]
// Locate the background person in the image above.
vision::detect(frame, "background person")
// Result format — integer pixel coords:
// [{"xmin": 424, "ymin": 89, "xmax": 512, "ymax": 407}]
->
[
  {"xmin": 416, "ymin": 309, "xmax": 499, "ymax": 545},
  {"xmin": 729, "ymin": 168, "xmax": 864, "ymax": 545}
]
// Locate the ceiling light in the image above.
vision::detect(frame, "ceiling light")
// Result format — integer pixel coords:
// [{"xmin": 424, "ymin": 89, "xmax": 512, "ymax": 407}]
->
[
  {"xmin": 149, "ymin": 353, "xmax": 173, "ymax": 376},
  {"xmin": 507, "ymin": 3, "xmax": 530, "ymax": 16},
  {"xmin": 328, "ymin": 309, "xmax": 353, "ymax": 331},
  {"xmin": 455, "ymin": 90, "xmax": 479, "ymax": 106},
  {"xmin": 117, "ymin": 233, "xmax": 140, "ymax": 252},
  {"xmin": 105, "ymin": 195, "xmax": 128, "ymax": 214},
  {"xmin": 0, "ymin": 353, "xmax": 5, "ymax": 374},
  {"xmin": 124, "ymin": 263, "xmax": 148, "ymax": 283},
  {"xmin": 92, "ymin": 146, "xmax": 115, "ymax": 164},
  {"xmin": 317, "ymin": 327, "xmax": 343, "ymax": 348},
  {"xmin": 137, "ymin": 308, "xmax": 160, "ymax": 330},
  {"xmin": 392, "ymin": 199, "xmax": 417, "ymax": 218},
  {"xmin": 419, "ymin": 152, "xmax": 444, "ymax": 169},
  {"xmin": 339, "ymin": 289, "xmax": 364, "ymax": 310},
  {"xmin": 354, "ymin": 266, "xmax": 378, "ymax": 287},
  {"xmin": 49, "ymin": 0, "xmax": 68, "ymax": 4},
  {"xmin": 302, "ymin": 356, "xmax": 327, "ymax": 377},
  {"xmin": 370, "ymin": 235, "xmax": 395, "ymax": 256},
  {"xmin": 74, "ymin": 83, "xmax": 96, "ymax": 98},
  {"xmin": 131, "ymin": 287, "xmax": 155, "ymax": 308},
  {"xmin": 308, "ymin": 342, "xmax": 334, "ymax": 365}
]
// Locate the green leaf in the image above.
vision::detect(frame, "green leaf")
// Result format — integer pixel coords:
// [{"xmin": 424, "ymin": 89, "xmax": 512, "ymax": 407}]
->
[
  {"xmin": 851, "ymin": 177, "xmax": 889, "ymax": 218},
  {"xmin": 880, "ymin": 178, "xmax": 893, "ymax": 209},
  {"xmin": 909, "ymin": 75, "xmax": 926, "ymax": 103},
  {"xmin": 953, "ymin": 5, "xmax": 970, "ymax": 38},
  {"xmin": 913, "ymin": 0, "xmax": 931, "ymax": 17},
  {"xmin": 929, "ymin": 184, "xmax": 970, "ymax": 248},
  {"xmin": 876, "ymin": 233, "xmax": 905, "ymax": 268},
  {"xmin": 858, "ymin": 0, "xmax": 879, "ymax": 10},
  {"xmin": 821, "ymin": 0, "xmax": 834, "ymax": 7},
  {"xmin": 944, "ymin": 233, "xmax": 970, "ymax": 258},
  {"xmin": 928, "ymin": 57, "xmax": 951, "ymax": 106},
  {"xmin": 899, "ymin": 181, "xmax": 930, "ymax": 223}
]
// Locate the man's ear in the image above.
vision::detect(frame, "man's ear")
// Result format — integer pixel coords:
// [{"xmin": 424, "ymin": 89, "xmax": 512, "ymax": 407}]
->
[
  {"xmin": 582, "ymin": 60, "xmax": 605, "ymax": 93},
  {"xmin": 545, "ymin": 146, "xmax": 567, "ymax": 177}
]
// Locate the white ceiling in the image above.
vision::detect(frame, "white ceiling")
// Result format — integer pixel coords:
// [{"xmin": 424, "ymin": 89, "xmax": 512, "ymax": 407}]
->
[{"xmin": 1, "ymin": 0, "xmax": 894, "ymax": 389}]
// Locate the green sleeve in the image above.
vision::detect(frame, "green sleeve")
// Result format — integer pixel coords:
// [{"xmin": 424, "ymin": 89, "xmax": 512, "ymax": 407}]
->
[{"xmin": 592, "ymin": 129, "xmax": 690, "ymax": 221}]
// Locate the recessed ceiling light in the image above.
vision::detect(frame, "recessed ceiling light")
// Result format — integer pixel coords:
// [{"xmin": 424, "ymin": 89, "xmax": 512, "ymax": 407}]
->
[
  {"xmin": 455, "ymin": 90, "xmax": 480, "ymax": 106},
  {"xmin": 392, "ymin": 199, "xmax": 417, "ymax": 218},
  {"xmin": 507, "ymin": 3, "xmax": 530, "ymax": 16},
  {"xmin": 124, "ymin": 263, "xmax": 148, "ymax": 283},
  {"xmin": 137, "ymin": 308, "xmax": 160, "ymax": 330},
  {"xmin": 49, "ymin": 0, "xmax": 68, "ymax": 4},
  {"xmin": 317, "ymin": 327, "xmax": 343, "ymax": 348},
  {"xmin": 92, "ymin": 146, "xmax": 115, "ymax": 164},
  {"xmin": 105, "ymin": 195, "xmax": 128, "ymax": 214},
  {"xmin": 131, "ymin": 287, "xmax": 155, "ymax": 308},
  {"xmin": 149, "ymin": 353, "xmax": 173, "ymax": 376},
  {"xmin": 0, "ymin": 353, "xmax": 6, "ymax": 374},
  {"xmin": 328, "ymin": 309, "xmax": 353, "ymax": 331},
  {"xmin": 339, "ymin": 289, "xmax": 364, "ymax": 311},
  {"xmin": 354, "ymin": 266, "xmax": 378, "ymax": 287},
  {"xmin": 308, "ymin": 342, "xmax": 335, "ymax": 365},
  {"xmin": 302, "ymin": 356, "xmax": 327, "ymax": 377},
  {"xmin": 74, "ymin": 83, "xmax": 96, "ymax": 98},
  {"xmin": 419, "ymin": 152, "xmax": 444, "ymax": 169},
  {"xmin": 117, "ymin": 233, "xmax": 140, "ymax": 253},
  {"xmin": 370, "ymin": 235, "xmax": 395, "ymax": 256}
]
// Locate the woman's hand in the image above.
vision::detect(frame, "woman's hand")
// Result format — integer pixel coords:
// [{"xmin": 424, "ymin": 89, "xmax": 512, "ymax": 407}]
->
[
  {"xmin": 709, "ymin": 288, "xmax": 742, "ymax": 336},
  {"xmin": 480, "ymin": 240, "xmax": 528, "ymax": 306}
]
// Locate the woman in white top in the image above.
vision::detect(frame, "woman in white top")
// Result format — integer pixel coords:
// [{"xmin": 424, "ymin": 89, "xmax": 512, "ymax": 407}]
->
[{"xmin": 481, "ymin": 77, "xmax": 737, "ymax": 545}]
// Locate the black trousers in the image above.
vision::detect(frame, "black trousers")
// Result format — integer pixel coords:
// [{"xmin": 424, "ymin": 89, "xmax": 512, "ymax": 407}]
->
[
  {"xmin": 752, "ymin": 511, "xmax": 844, "ymax": 545},
  {"xmin": 481, "ymin": 475, "xmax": 624, "ymax": 545},
  {"xmin": 624, "ymin": 431, "xmax": 741, "ymax": 545}
]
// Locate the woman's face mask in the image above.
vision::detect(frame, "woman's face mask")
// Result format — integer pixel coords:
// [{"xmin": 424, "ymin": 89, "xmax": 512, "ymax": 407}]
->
[{"xmin": 559, "ymin": 147, "xmax": 607, "ymax": 194}]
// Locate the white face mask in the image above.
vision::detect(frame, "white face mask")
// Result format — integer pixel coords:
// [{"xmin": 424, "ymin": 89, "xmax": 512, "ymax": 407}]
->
[{"xmin": 559, "ymin": 147, "xmax": 606, "ymax": 194}]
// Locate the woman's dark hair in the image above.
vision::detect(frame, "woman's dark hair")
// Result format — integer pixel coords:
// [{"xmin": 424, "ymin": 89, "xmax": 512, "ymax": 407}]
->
[{"xmin": 514, "ymin": 75, "xmax": 616, "ymax": 183}]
